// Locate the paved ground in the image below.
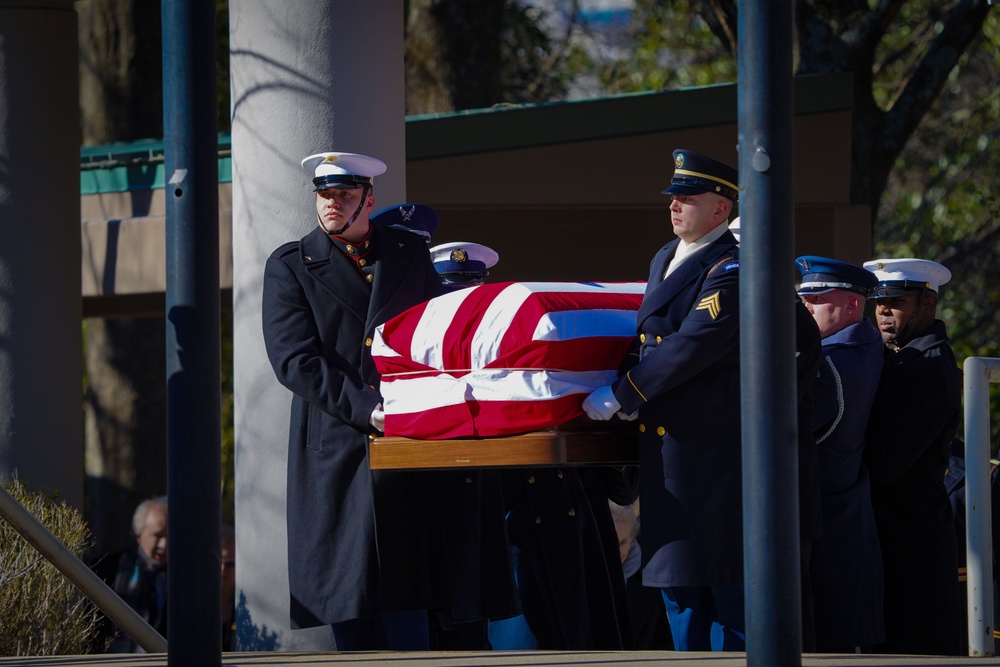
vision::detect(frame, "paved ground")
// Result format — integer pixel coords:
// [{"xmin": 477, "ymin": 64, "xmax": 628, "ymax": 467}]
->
[{"xmin": 4, "ymin": 652, "xmax": 1000, "ymax": 667}]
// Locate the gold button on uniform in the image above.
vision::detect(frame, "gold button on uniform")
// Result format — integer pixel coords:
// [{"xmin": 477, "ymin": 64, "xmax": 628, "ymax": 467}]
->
[
  {"xmin": 656, "ymin": 336, "xmax": 662, "ymax": 343},
  {"xmin": 365, "ymin": 337, "xmax": 373, "ymax": 347},
  {"xmin": 345, "ymin": 244, "xmax": 354, "ymax": 253},
  {"xmin": 535, "ymin": 516, "xmax": 542, "ymax": 525},
  {"xmin": 639, "ymin": 424, "xmax": 646, "ymax": 432},
  {"xmin": 568, "ymin": 508, "xmax": 576, "ymax": 517},
  {"xmin": 640, "ymin": 333, "xmax": 646, "ymax": 343},
  {"xmin": 556, "ymin": 470, "xmax": 564, "ymax": 479},
  {"xmin": 528, "ymin": 475, "xmax": 536, "ymax": 484},
  {"xmin": 366, "ymin": 274, "xmax": 374, "ymax": 283},
  {"xmin": 656, "ymin": 426, "xmax": 666, "ymax": 436},
  {"xmin": 359, "ymin": 258, "xmax": 367, "ymax": 267}
]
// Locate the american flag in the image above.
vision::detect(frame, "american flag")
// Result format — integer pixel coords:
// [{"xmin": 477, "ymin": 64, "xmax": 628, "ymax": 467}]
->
[{"xmin": 372, "ymin": 281, "xmax": 644, "ymax": 439}]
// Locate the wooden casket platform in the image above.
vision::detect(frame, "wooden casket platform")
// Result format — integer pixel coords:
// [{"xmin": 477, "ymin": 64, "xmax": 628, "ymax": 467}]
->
[{"xmin": 370, "ymin": 418, "xmax": 637, "ymax": 470}]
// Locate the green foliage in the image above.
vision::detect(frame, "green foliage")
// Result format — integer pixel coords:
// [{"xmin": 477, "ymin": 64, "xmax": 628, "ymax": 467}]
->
[
  {"xmin": 564, "ymin": 0, "xmax": 736, "ymax": 95},
  {"xmin": 0, "ymin": 478, "xmax": 105, "ymax": 656},
  {"xmin": 877, "ymin": 11, "xmax": 1000, "ymax": 445}
]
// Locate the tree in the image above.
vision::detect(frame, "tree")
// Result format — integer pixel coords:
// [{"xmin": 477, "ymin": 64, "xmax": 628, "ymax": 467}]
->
[{"xmin": 405, "ymin": 0, "xmax": 574, "ymax": 114}]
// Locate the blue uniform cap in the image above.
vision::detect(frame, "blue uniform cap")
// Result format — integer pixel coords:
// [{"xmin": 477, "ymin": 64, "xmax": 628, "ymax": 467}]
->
[
  {"xmin": 301, "ymin": 152, "xmax": 387, "ymax": 191},
  {"xmin": 863, "ymin": 258, "xmax": 951, "ymax": 298},
  {"xmin": 662, "ymin": 149, "xmax": 739, "ymax": 202},
  {"xmin": 796, "ymin": 255, "xmax": 878, "ymax": 297},
  {"xmin": 371, "ymin": 203, "xmax": 440, "ymax": 242}
]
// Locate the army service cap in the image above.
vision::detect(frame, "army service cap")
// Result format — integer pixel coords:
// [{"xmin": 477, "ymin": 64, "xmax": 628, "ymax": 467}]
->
[{"xmin": 662, "ymin": 149, "xmax": 739, "ymax": 202}]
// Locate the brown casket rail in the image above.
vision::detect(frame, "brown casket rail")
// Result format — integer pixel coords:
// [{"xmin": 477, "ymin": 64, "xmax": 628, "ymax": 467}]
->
[{"xmin": 369, "ymin": 420, "xmax": 638, "ymax": 470}]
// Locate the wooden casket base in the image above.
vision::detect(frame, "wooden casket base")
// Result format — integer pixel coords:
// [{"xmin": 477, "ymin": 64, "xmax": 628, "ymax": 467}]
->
[{"xmin": 369, "ymin": 417, "xmax": 637, "ymax": 470}]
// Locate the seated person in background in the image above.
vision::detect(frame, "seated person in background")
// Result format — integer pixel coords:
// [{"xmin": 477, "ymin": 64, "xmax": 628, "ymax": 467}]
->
[
  {"xmin": 92, "ymin": 497, "xmax": 169, "ymax": 653},
  {"xmin": 610, "ymin": 501, "xmax": 673, "ymax": 650}
]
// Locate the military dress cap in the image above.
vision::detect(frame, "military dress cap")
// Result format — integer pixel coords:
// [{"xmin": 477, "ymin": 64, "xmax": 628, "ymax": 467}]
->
[
  {"xmin": 863, "ymin": 258, "xmax": 952, "ymax": 298},
  {"xmin": 796, "ymin": 255, "xmax": 878, "ymax": 297},
  {"xmin": 371, "ymin": 203, "xmax": 440, "ymax": 242},
  {"xmin": 663, "ymin": 149, "xmax": 740, "ymax": 202},
  {"xmin": 430, "ymin": 241, "xmax": 500, "ymax": 284},
  {"xmin": 301, "ymin": 152, "xmax": 387, "ymax": 191}
]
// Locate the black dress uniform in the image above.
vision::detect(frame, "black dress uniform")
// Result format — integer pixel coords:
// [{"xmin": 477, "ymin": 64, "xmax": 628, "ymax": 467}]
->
[
  {"xmin": 262, "ymin": 215, "xmax": 449, "ymax": 633},
  {"xmin": 864, "ymin": 319, "xmax": 963, "ymax": 655}
]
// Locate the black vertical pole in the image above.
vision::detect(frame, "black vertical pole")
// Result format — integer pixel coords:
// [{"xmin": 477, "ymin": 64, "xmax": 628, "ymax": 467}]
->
[
  {"xmin": 162, "ymin": 0, "xmax": 221, "ymax": 665},
  {"xmin": 738, "ymin": 2, "xmax": 800, "ymax": 666}
]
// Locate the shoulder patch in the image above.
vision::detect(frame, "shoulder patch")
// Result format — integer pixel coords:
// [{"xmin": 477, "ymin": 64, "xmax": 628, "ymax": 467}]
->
[{"xmin": 722, "ymin": 260, "xmax": 740, "ymax": 272}]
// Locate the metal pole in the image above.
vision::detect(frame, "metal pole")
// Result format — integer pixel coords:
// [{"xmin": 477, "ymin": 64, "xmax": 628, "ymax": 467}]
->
[
  {"xmin": 162, "ymin": 0, "xmax": 222, "ymax": 665},
  {"xmin": 0, "ymin": 487, "xmax": 167, "ymax": 653},
  {"xmin": 738, "ymin": 1, "xmax": 800, "ymax": 665},
  {"xmin": 964, "ymin": 356, "xmax": 999, "ymax": 656}
]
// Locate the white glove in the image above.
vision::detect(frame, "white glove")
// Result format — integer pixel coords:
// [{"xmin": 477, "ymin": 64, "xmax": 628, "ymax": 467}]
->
[
  {"xmin": 616, "ymin": 409, "xmax": 638, "ymax": 422},
  {"xmin": 369, "ymin": 403, "xmax": 385, "ymax": 432},
  {"xmin": 582, "ymin": 386, "xmax": 621, "ymax": 421}
]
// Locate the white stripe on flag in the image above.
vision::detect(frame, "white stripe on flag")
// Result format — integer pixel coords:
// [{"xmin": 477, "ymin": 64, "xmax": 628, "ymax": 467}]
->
[
  {"xmin": 410, "ymin": 287, "xmax": 473, "ymax": 368},
  {"xmin": 382, "ymin": 368, "xmax": 619, "ymax": 414}
]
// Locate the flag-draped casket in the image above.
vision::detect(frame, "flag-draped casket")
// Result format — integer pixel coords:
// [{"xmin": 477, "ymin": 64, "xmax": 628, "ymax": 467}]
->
[{"xmin": 372, "ymin": 281, "xmax": 644, "ymax": 439}]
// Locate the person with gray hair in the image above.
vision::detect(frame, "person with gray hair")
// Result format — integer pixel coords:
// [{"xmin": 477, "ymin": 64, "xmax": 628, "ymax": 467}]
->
[{"xmin": 92, "ymin": 496, "xmax": 169, "ymax": 652}]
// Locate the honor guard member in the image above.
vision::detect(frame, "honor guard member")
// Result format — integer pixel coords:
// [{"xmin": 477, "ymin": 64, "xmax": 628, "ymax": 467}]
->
[
  {"xmin": 861, "ymin": 258, "xmax": 963, "ymax": 656},
  {"xmin": 430, "ymin": 241, "xmax": 499, "ymax": 292},
  {"xmin": 796, "ymin": 256, "xmax": 886, "ymax": 652},
  {"xmin": 371, "ymin": 203, "xmax": 440, "ymax": 243},
  {"xmin": 583, "ymin": 148, "xmax": 745, "ymax": 651},
  {"xmin": 262, "ymin": 151, "xmax": 449, "ymax": 649},
  {"xmin": 398, "ymin": 235, "xmax": 520, "ymax": 649}
]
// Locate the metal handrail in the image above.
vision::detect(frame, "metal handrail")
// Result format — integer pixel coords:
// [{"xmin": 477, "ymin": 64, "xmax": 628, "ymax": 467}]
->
[
  {"xmin": 0, "ymin": 486, "xmax": 168, "ymax": 654},
  {"xmin": 964, "ymin": 356, "xmax": 1000, "ymax": 657}
]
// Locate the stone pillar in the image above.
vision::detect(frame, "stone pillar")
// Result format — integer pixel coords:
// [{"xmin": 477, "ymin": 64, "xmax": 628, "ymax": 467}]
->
[
  {"xmin": 0, "ymin": 0, "xmax": 82, "ymax": 507},
  {"xmin": 229, "ymin": 0, "xmax": 405, "ymax": 650}
]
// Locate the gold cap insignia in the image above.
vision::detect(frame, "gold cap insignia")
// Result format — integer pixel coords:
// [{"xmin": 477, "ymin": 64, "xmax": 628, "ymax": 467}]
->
[
  {"xmin": 323, "ymin": 155, "xmax": 338, "ymax": 163},
  {"xmin": 876, "ymin": 262, "xmax": 886, "ymax": 270},
  {"xmin": 451, "ymin": 249, "xmax": 468, "ymax": 262},
  {"xmin": 675, "ymin": 153, "xmax": 685, "ymax": 168}
]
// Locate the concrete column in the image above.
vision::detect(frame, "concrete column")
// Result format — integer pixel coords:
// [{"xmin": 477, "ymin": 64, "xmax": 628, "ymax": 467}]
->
[
  {"xmin": 0, "ymin": 1, "xmax": 82, "ymax": 508},
  {"xmin": 229, "ymin": 0, "xmax": 405, "ymax": 650}
]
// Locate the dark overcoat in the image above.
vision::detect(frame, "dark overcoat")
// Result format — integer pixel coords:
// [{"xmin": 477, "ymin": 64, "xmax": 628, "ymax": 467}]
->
[
  {"xmin": 808, "ymin": 318, "xmax": 885, "ymax": 650},
  {"xmin": 864, "ymin": 319, "xmax": 963, "ymax": 655},
  {"xmin": 613, "ymin": 230, "xmax": 742, "ymax": 588},
  {"xmin": 262, "ymin": 223, "xmax": 448, "ymax": 628}
]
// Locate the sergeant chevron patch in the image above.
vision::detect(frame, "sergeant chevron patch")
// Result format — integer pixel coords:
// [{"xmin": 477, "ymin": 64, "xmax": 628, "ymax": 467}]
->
[{"xmin": 696, "ymin": 292, "xmax": 721, "ymax": 319}]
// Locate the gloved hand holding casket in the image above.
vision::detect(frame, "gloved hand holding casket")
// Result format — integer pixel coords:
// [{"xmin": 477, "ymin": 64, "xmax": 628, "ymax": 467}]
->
[{"xmin": 372, "ymin": 281, "xmax": 644, "ymax": 439}]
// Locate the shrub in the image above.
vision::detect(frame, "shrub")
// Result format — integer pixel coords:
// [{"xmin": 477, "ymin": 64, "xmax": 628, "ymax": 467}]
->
[{"xmin": 0, "ymin": 476, "xmax": 105, "ymax": 655}]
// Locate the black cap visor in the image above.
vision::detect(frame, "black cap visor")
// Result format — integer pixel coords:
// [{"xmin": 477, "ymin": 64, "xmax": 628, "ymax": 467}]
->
[
  {"xmin": 313, "ymin": 174, "xmax": 372, "ymax": 192},
  {"xmin": 872, "ymin": 283, "xmax": 932, "ymax": 299},
  {"xmin": 662, "ymin": 176, "xmax": 739, "ymax": 201}
]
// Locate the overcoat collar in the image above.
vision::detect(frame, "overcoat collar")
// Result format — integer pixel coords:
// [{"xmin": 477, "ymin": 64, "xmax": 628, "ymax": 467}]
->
[
  {"xmin": 297, "ymin": 225, "xmax": 419, "ymax": 330},
  {"xmin": 638, "ymin": 228, "xmax": 738, "ymax": 323}
]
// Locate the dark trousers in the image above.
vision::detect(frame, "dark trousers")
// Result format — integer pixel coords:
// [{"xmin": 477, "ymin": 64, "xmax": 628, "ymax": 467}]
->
[{"xmin": 331, "ymin": 610, "xmax": 430, "ymax": 650}]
